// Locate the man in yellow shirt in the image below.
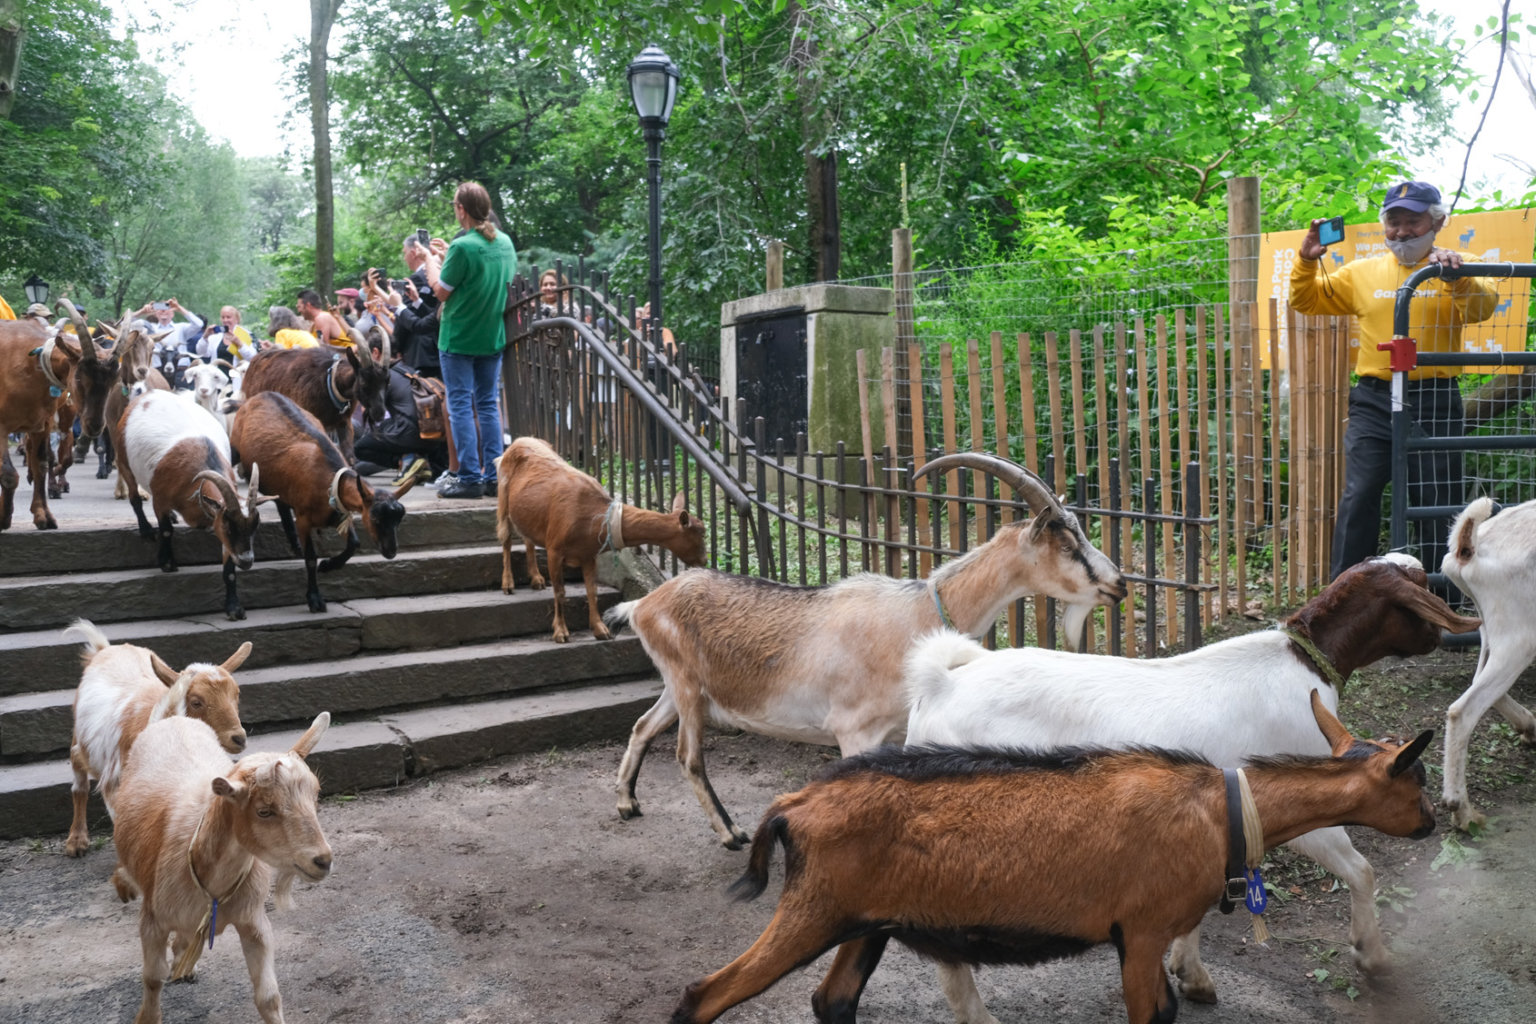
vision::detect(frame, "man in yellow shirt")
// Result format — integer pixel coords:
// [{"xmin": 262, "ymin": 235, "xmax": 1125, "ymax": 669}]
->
[{"xmin": 1290, "ymin": 180, "xmax": 1498, "ymax": 582}]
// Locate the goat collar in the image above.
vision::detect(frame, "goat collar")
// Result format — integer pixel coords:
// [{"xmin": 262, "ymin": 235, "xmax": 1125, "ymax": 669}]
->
[
  {"xmin": 329, "ymin": 465, "xmax": 355, "ymax": 522},
  {"xmin": 929, "ymin": 579, "xmax": 955, "ymax": 630},
  {"xmin": 173, "ymin": 803, "xmax": 255, "ymax": 981},
  {"xmin": 325, "ymin": 357, "xmax": 350, "ymax": 413},
  {"xmin": 31, "ymin": 337, "xmax": 69, "ymax": 397},
  {"xmin": 599, "ymin": 500, "xmax": 626, "ymax": 552},
  {"xmin": 1277, "ymin": 626, "xmax": 1349, "ymax": 693},
  {"xmin": 1219, "ymin": 768, "xmax": 1269, "ymax": 946}
]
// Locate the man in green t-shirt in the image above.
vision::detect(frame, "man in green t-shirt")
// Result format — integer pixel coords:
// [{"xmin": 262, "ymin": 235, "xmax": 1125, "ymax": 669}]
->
[{"xmin": 423, "ymin": 181, "xmax": 518, "ymax": 499}]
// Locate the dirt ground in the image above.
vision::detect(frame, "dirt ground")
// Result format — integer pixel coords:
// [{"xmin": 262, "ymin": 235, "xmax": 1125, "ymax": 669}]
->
[{"xmin": 3, "ymin": 645, "xmax": 1535, "ymax": 1024}]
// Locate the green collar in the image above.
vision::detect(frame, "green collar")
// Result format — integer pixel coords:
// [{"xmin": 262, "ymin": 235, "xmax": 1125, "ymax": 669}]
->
[
  {"xmin": 1278, "ymin": 627, "xmax": 1349, "ymax": 692},
  {"xmin": 930, "ymin": 580, "xmax": 955, "ymax": 630}
]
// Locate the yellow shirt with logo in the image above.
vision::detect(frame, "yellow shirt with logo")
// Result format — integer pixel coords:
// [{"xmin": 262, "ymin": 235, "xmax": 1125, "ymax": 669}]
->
[{"xmin": 1290, "ymin": 250, "xmax": 1498, "ymax": 380}]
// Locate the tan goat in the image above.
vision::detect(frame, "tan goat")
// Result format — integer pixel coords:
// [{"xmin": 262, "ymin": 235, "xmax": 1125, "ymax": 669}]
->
[
  {"xmin": 605, "ymin": 452, "xmax": 1128, "ymax": 848},
  {"xmin": 63, "ymin": 619, "xmax": 251, "ymax": 858},
  {"xmin": 673, "ymin": 694, "xmax": 1436, "ymax": 1024},
  {"xmin": 112, "ymin": 712, "xmax": 334, "ymax": 1024},
  {"xmin": 496, "ymin": 436, "xmax": 707, "ymax": 643}
]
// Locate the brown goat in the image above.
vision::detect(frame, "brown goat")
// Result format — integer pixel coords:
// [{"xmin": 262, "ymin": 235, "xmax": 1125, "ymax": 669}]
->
[
  {"xmin": 496, "ymin": 436, "xmax": 707, "ymax": 643},
  {"xmin": 674, "ymin": 693, "xmax": 1435, "ymax": 1024},
  {"xmin": 63, "ymin": 619, "xmax": 250, "ymax": 858},
  {"xmin": 229, "ymin": 391, "xmax": 417, "ymax": 612},
  {"xmin": 0, "ymin": 302, "xmax": 119, "ymax": 530},
  {"xmin": 240, "ymin": 328, "xmax": 391, "ymax": 464}
]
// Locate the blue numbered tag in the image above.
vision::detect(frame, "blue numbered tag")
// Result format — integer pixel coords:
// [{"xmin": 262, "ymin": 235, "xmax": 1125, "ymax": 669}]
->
[
  {"xmin": 49, "ymin": 386, "xmax": 62, "ymax": 398},
  {"xmin": 1244, "ymin": 868, "xmax": 1267, "ymax": 914}
]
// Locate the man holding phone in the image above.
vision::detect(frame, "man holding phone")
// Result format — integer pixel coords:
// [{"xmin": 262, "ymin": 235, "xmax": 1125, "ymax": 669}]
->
[
  {"xmin": 396, "ymin": 229, "xmax": 442, "ymax": 377},
  {"xmin": 1289, "ymin": 180, "xmax": 1498, "ymax": 586}
]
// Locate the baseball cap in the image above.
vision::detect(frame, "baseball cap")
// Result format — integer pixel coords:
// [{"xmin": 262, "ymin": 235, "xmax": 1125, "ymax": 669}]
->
[
  {"xmin": 336, "ymin": 287, "xmax": 361, "ymax": 299},
  {"xmin": 25, "ymin": 303, "xmax": 51, "ymax": 318},
  {"xmin": 1381, "ymin": 181, "xmax": 1441, "ymax": 214}
]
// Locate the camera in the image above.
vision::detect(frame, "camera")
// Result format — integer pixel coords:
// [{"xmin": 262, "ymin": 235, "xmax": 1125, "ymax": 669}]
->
[
  {"xmin": 415, "ymin": 228, "xmax": 430, "ymax": 246},
  {"xmin": 152, "ymin": 301, "xmax": 169, "ymax": 311},
  {"xmin": 1318, "ymin": 216, "xmax": 1345, "ymax": 247}
]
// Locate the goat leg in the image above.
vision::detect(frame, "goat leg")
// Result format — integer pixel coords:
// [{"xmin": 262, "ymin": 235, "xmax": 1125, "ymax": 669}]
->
[
  {"xmin": 318, "ymin": 523, "xmax": 359, "ymax": 574},
  {"xmin": 155, "ymin": 512, "xmax": 178, "ymax": 572},
  {"xmin": 96, "ymin": 432, "xmax": 114, "ymax": 479},
  {"xmin": 223, "ymin": 555, "xmax": 246, "ymax": 621},
  {"xmin": 675, "ymin": 701, "xmax": 751, "ymax": 848},
  {"xmin": 234, "ymin": 915, "xmax": 285, "ymax": 1024},
  {"xmin": 302, "ymin": 533, "xmax": 327, "ymax": 613},
  {"xmin": 1165, "ymin": 926, "xmax": 1217, "ymax": 1003},
  {"xmin": 134, "ymin": 915, "xmax": 170, "ymax": 1024},
  {"xmin": 275, "ymin": 501, "xmax": 302, "ymax": 556},
  {"xmin": 126, "ymin": 474, "xmax": 155, "ymax": 539},
  {"xmin": 24, "ymin": 431, "xmax": 57, "ymax": 529},
  {"xmin": 1444, "ymin": 643, "xmax": 1534, "ymax": 831},
  {"xmin": 811, "ymin": 935, "xmax": 891, "ymax": 1023},
  {"xmin": 65, "ymin": 741, "xmax": 93, "ymax": 858},
  {"xmin": 936, "ymin": 964, "xmax": 1005, "ymax": 1024},
  {"xmin": 616, "ymin": 689, "xmax": 680, "ymax": 820},
  {"xmin": 548, "ymin": 544, "xmax": 570, "ymax": 643},
  {"xmin": 1, "ymin": 438, "xmax": 17, "ymax": 530},
  {"xmin": 521, "ymin": 527, "xmax": 547, "ymax": 589},
  {"xmin": 583, "ymin": 560, "xmax": 610, "ymax": 640},
  {"xmin": 672, "ymin": 907, "xmax": 849, "ymax": 1023},
  {"xmin": 1118, "ymin": 932, "xmax": 1180, "ymax": 1024}
]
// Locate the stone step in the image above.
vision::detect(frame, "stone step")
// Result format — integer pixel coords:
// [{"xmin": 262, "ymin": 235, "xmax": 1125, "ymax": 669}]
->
[
  {"xmin": 0, "ymin": 504, "xmax": 499, "ymax": 577},
  {"xmin": 0, "ymin": 586, "xmax": 616, "ymax": 698},
  {"xmin": 0, "ymin": 543, "xmax": 524, "ymax": 632},
  {"xmin": 0, "ymin": 677, "xmax": 664, "ymax": 840},
  {"xmin": 0, "ymin": 631, "xmax": 652, "ymax": 758}
]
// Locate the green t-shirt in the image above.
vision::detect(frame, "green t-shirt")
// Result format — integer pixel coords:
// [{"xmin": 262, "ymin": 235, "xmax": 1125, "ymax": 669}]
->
[{"xmin": 438, "ymin": 228, "xmax": 518, "ymax": 356}]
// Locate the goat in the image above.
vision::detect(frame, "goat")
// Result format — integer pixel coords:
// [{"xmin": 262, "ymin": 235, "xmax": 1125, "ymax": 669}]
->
[
  {"xmin": 101, "ymin": 323, "xmax": 169, "ymax": 494},
  {"xmin": 0, "ymin": 301, "xmax": 118, "ymax": 530},
  {"xmin": 228, "ymin": 391, "xmax": 416, "ymax": 613},
  {"xmin": 1440, "ymin": 497, "xmax": 1536, "ymax": 831},
  {"xmin": 603, "ymin": 452, "xmax": 1128, "ymax": 848},
  {"xmin": 61, "ymin": 619, "xmax": 250, "ymax": 858},
  {"xmin": 496, "ymin": 436, "xmax": 707, "ymax": 643},
  {"xmin": 240, "ymin": 327, "xmax": 390, "ymax": 464},
  {"xmin": 672, "ymin": 694, "xmax": 1435, "ymax": 1024},
  {"xmin": 118, "ymin": 389, "xmax": 272, "ymax": 620},
  {"xmin": 901, "ymin": 553, "xmax": 1480, "ymax": 1021},
  {"xmin": 110, "ymin": 712, "xmax": 333, "ymax": 1024},
  {"xmin": 182, "ymin": 357, "xmax": 231, "ymax": 415}
]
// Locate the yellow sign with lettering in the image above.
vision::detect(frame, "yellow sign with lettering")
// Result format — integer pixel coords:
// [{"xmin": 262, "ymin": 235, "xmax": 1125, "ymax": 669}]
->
[{"xmin": 1260, "ymin": 208, "xmax": 1534, "ymax": 373}]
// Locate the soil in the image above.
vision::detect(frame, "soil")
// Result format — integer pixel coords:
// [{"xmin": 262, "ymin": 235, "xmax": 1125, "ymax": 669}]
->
[{"xmin": 3, "ymin": 644, "xmax": 1535, "ymax": 1024}]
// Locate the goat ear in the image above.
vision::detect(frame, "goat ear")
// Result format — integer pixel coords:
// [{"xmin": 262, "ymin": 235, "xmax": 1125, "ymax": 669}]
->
[
  {"xmin": 1310, "ymin": 689, "xmax": 1355, "ymax": 755},
  {"xmin": 291, "ymin": 711, "xmax": 331, "ymax": 759},
  {"xmin": 149, "ymin": 652, "xmax": 180, "ymax": 687},
  {"xmin": 1391, "ymin": 574, "xmax": 1482, "ymax": 634},
  {"xmin": 211, "ymin": 775, "xmax": 244, "ymax": 800},
  {"xmin": 390, "ymin": 474, "xmax": 420, "ymax": 501},
  {"xmin": 670, "ymin": 491, "xmax": 687, "ymax": 515},
  {"xmin": 1391, "ymin": 730, "xmax": 1434, "ymax": 777},
  {"xmin": 1028, "ymin": 509, "xmax": 1055, "ymax": 541},
  {"xmin": 677, "ymin": 510, "xmax": 691, "ymax": 528},
  {"xmin": 221, "ymin": 641, "xmax": 253, "ymax": 673}
]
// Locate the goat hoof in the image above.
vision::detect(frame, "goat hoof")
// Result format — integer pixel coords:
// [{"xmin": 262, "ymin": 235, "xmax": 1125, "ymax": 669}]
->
[
  {"xmin": 553, "ymin": 631, "xmax": 570, "ymax": 644},
  {"xmin": 96, "ymin": 467, "xmax": 110, "ymax": 480},
  {"xmin": 64, "ymin": 837, "xmax": 89, "ymax": 858},
  {"xmin": 227, "ymin": 606, "xmax": 246, "ymax": 622},
  {"xmin": 617, "ymin": 802, "xmax": 642, "ymax": 820},
  {"xmin": 1451, "ymin": 804, "xmax": 1487, "ymax": 833},
  {"xmin": 308, "ymin": 596, "xmax": 327, "ymax": 613},
  {"xmin": 159, "ymin": 562, "xmax": 178, "ymax": 574},
  {"xmin": 48, "ymin": 486, "xmax": 62, "ymax": 500},
  {"xmin": 33, "ymin": 515, "xmax": 58, "ymax": 530},
  {"xmin": 721, "ymin": 832, "xmax": 750, "ymax": 851}
]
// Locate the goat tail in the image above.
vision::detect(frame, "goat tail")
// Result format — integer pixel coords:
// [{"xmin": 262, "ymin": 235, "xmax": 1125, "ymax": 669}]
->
[
  {"xmin": 62, "ymin": 618, "xmax": 111, "ymax": 664},
  {"xmin": 602, "ymin": 599, "xmax": 640, "ymax": 634},
  {"xmin": 728, "ymin": 813, "xmax": 791, "ymax": 902},
  {"xmin": 1446, "ymin": 497, "xmax": 1497, "ymax": 575},
  {"xmin": 903, "ymin": 629, "xmax": 987, "ymax": 710}
]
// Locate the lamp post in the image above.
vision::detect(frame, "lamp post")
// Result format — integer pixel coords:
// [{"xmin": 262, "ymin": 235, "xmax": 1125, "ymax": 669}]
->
[
  {"xmin": 626, "ymin": 43, "xmax": 679, "ymax": 330},
  {"xmin": 22, "ymin": 273, "xmax": 49, "ymax": 306}
]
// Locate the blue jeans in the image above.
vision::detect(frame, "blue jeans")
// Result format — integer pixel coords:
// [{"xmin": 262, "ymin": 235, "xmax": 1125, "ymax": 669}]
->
[{"xmin": 439, "ymin": 350, "xmax": 505, "ymax": 486}]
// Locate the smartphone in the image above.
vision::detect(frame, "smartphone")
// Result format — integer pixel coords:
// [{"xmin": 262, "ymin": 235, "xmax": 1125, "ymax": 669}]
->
[
  {"xmin": 1318, "ymin": 216, "xmax": 1345, "ymax": 247},
  {"xmin": 415, "ymin": 228, "xmax": 430, "ymax": 246},
  {"xmin": 152, "ymin": 301, "xmax": 169, "ymax": 311}
]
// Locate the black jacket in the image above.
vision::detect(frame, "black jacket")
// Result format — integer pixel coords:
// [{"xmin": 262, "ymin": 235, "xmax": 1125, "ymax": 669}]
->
[{"xmin": 394, "ymin": 268, "xmax": 441, "ymax": 375}]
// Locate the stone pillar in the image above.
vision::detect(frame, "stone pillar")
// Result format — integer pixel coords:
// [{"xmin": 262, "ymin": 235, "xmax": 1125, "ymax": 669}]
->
[{"xmin": 721, "ymin": 284, "xmax": 893, "ymax": 452}]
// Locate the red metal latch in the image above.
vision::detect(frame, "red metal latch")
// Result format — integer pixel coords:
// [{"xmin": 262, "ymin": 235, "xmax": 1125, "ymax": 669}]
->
[{"xmin": 1377, "ymin": 335, "xmax": 1418, "ymax": 374}]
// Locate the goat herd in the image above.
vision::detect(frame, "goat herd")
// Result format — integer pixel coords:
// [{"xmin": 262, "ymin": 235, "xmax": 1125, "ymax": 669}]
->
[{"xmin": 10, "ymin": 308, "xmax": 1536, "ymax": 1023}]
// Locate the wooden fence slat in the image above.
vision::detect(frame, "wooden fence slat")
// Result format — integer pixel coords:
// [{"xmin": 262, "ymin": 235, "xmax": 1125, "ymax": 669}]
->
[
  {"xmin": 908, "ymin": 342, "xmax": 931, "ymax": 577},
  {"xmin": 990, "ymin": 331, "xmax": 1021, "ymax": 645},
  {"xmin": 1267, "ymin": 299, "xmax": 1282, "ymax": 607},
  {"xmin": 1288, "ymin": 310, "xmax": 1304, "ymax": 600},
  {"xmin": 1194, "ymin": 307, "xmax": 1211, "ymax": 626},
  {"xmin": 1017, "ymin": 335, "xmax": 1047, "ymax": 646},
  {"xmin": 1043, "ymin": 332, "xmax": 1066, "ymax": 499},
  {"xmin": 1214, "ymin": 305, "xmax": 1231, "ymax": 619},
  {"xmin": 1155, "ymin": 314, "xmax": 1176, "ymax": 645},
  {"xmin": 940, "ymin": 343, "xmax": 960, "ymax": 553},
  {"xmin": 1114, "ymin": 322, "xmax": 1136, "ymax": 656},
  {"xmin": 1068, "ymin": 328, "xmax": 1096, "ymax": 650},
  {"xmin": 967, "ymin": 339, "xmax": 989, "ymax": 546}
]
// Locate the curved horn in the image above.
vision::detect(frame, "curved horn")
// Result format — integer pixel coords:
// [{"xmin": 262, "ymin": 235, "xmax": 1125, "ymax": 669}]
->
[
  {"xmin": 348, "ymin": 327, "xmax": 372, "ymax": 364},
  {"xmin": 912, "ymin": 452, "xmax": 1064, "ymax": 517},
  {"xmin": 246, "ymin": 463, "xmax": 264, "ymax": 514},
  {"xmin": 368, "ymin": 324, "xmax": 390, "ymax": 365},
  {"xmin": 55, "ymin": 300, "xmax": 97, "ymax": 362},
  {"xmin": 191, "ymin": 469, "xmax": 240, "ymax": 511}
]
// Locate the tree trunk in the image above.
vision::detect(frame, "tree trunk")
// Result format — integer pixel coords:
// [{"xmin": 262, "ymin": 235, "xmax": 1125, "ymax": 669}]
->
[
  {"xmin": 0, "ymin": 0, "xmax": 23, "ymax": 120},
  {"xmin": 789, "ymin": 1, "xmax": 840, "ymax": 282},
  {"xmin": 310, "ymin": 0, "xmax": 342, "ymax": 298}
]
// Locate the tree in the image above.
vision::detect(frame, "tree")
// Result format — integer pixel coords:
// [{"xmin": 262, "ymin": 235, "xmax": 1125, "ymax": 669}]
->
[
  {"xmin": 1, "ymin": 0, "xmax": 22, "ymax": 119},
  {"xmin": 310, "ymin": 0, "xmax": 343, "ymax": 298}
]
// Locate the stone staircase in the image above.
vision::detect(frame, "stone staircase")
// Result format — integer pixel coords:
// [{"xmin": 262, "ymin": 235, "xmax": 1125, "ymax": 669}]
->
[{"xmin": 0, "ymin": 479, "xmax": 662, "ymax": 840}]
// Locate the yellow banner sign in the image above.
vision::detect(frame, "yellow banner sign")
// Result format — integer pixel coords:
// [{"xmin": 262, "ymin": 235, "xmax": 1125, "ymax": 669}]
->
[{"xmin": 1260, "ymin": 208, "xmax": 1535, "ymax": 373}]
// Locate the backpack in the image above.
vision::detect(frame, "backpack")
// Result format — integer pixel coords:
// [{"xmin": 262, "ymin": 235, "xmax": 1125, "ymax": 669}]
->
[{"xmin": 405, "ymin": 372, "xmax": 447, "ymax": 440}]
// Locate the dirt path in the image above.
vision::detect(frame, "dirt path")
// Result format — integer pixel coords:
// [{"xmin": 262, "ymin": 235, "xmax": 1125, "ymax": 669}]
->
[{"xmin": 4, "ymin": 651, "xmax": 1535, "ymax": 1023}]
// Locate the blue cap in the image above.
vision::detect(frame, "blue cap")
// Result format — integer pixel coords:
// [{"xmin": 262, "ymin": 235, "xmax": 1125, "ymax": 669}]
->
[{"xmin": 1381, "ymin": 181, "xmax": 1441, "ymax": 213}]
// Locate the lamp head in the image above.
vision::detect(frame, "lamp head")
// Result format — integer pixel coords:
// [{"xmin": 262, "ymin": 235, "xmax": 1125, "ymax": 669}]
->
[
  {"xmin": 627, "ymin": 42, "xmax": 680, "ymax": 128},
  {"xmin": 23, "ymin": 273, "xmax": 50, "ymax": 306}
]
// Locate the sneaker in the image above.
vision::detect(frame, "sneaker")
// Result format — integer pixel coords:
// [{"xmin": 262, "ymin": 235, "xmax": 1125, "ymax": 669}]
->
[
  {"xmin": 483, "ymin": 477, "xmax": 497, "ymax": 498},
  {"xmin": 354, "ymin": 460, "xmax": 388, "ymax": 476},
  {"xmin": 438, "ymin": 477, "xmax": 485, "ymax": 499},
  {"xmin": 391, "ymin": 457, "xmax": 431, "ymax": 488}
]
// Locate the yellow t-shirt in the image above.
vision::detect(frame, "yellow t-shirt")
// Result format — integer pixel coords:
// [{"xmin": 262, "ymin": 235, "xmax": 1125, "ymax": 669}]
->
[
  {"xmin": 1289, "ymin": 251, "xmax": 1498, "ymax": 380},
  {"xmin": 0, "ymin": 295, "xmax": 14, "ymax": 320},
  {"xmin": 274, "ymin": 328, "xmax": 320, "ymax": 349}
]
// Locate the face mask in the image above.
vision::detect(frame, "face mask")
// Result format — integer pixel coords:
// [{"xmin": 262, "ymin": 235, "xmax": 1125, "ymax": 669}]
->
[{"xmin": 1385, "ymin": 230, "xmax": 1436, "ymax": 265}]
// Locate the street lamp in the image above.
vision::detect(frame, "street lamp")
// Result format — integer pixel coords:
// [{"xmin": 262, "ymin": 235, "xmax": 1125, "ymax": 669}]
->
[
  {"xmin": 627, "ymin": 43, "xmax": 679, "ymax": 330},
  {"xmin": 23, "ymin": 274, "xmax": 50, "ymax": 306}
]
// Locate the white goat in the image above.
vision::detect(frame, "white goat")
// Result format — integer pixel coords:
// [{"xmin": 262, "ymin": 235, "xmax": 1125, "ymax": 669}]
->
[
  {"xmin": 604, "ymin": 452, "xmax": 1128, "ymax": 848},
  {"xmin": 111, "ymin": 712, "xmax": 333, "ymax": 1024},
  {"xmin": 1439, "ymin": 496, "xmax": 1536, "ymax": 831},
  {"xmin": 902, "ymin": 554, "xmax": 1479, "ymax": 1023},
  {"xmin": 62, "ymin": 619, "xmax": 250, "ymax": 858},
  {"xmin": 182, "ymin": 358, "xmax": 231, "ymax": 418}
]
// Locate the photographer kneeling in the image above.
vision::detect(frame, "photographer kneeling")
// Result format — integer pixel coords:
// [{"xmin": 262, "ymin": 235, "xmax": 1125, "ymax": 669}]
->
[{"xmin": 353, "ymin": 334, "xmax": 450, "ymax": 486}]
